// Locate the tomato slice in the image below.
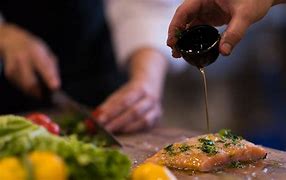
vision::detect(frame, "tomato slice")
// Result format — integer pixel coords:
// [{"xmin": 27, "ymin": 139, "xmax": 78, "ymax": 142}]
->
[
  {"xmin": 83, "ymin": 108, "xmax": 103, "ymax": 134},
  {"xmin": 26, "ymin": 113, "xmax": 51, "ymax": 126},
  {"xmin": 46, "ymin": 122, "xmax": 60, "ymax": 135},
  {"xmin": 84, "ymin": 119, "xmax": 96, "ymax": 134},
  {"xmin": 25, "ymin": 113, "xmax": 60, "ymax": 135}
]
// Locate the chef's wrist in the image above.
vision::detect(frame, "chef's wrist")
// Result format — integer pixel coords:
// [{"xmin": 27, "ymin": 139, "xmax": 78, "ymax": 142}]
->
[
  {"xmin": 129, "ymin": 47, "xmax": 168, "ymax": 97},
  {"xmin": 130, "ymin": 48, "xmax": 167, "ymax": 80}
]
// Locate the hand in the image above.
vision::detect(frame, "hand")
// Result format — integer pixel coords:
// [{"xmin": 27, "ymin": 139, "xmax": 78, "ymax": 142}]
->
[
  {"xmin": 0, "ymin": 24, "xmax": 60, "ymax": 97},
  {"xmin": 167, "ymin": 0, "xmax": 277, "ymax": 57},
  {"xmin": 94, "ymin": 48, "xmax": 167, "ymax": 133},
  {"xmin": 95, "ymin": 80, "xmax": 162, "ymax": 133}
]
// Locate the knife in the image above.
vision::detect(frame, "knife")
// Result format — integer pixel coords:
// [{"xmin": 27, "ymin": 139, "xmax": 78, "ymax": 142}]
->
[{"xmin": 49, "ymin": 90, "xmax": 122, "ymax": 147}]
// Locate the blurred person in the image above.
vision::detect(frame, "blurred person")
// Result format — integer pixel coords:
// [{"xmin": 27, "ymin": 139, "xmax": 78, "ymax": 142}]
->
[{"xmin": 0, "ymin": 0, "xmax": 181, "ymax": 133}]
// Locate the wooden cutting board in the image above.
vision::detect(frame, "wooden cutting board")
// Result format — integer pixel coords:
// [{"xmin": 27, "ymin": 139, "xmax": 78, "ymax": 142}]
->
[{"xmin": 118, "ymin": 127, "xmax": 286, "ymax": 180}]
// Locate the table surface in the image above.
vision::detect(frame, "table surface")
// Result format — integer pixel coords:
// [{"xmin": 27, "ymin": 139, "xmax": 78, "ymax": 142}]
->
[{"xmin": 118, "ymin": 127, "xmax": 286, "ymax": 180}]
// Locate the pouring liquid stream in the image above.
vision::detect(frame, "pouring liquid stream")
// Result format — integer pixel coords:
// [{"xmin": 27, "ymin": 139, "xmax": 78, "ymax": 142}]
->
[
  {"xmin": 199, "ymin": 68, "xmax": 210, "ymax": 133},
  {"xmin": 175, "ymin": 25, "xmax": 220, "ymax": 133}
]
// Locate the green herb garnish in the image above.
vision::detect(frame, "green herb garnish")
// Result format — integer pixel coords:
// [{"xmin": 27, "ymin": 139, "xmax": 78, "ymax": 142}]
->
[
  {"xmin": 224, "ymin": 143, "xmax": 231, "ymax": 148},
  {"xmin": 199, "ymin": 138, "xmax": 215, "ymax": 146},
  {"xmin": 198, "ymin": 138, "xmax": 218, "ymax": 156},
  {"xmin": 228, "ymin": 161, "xmax": 245, "ymax": 169},
  {"xmin": 164, "ymin": 144, "xmax": 176, "ymax": 155},
  {"xmin": 179, "ymin": 144, "xmax": 190, "ymax": 152},
  {"xmin": 219, "ymin": 129, "xmax": 242, "ymax": 145},
  {"xmin": 201, "ymin": 145, "xmax": 218, "ymax": 155}
]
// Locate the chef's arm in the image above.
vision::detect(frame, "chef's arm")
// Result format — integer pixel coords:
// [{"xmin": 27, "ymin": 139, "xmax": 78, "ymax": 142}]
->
[
  {"xmin": 128, "ymin": 47, "xmax": 167, "ymax": 100},
  {"xmin": 96, "ymin": 0, "xmax": 181, "ymax": 133},
  {"xmin": 105, "ymin": 0, "xmax": 185, "ymax": 71},
  {"xmin": 94, "ymin": 46, "xmax": 167, "ymax": 133}
]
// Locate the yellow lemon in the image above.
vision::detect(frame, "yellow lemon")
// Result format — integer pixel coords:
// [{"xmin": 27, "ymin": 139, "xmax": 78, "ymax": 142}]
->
[
  {"xmin": 0, "ymin": 157, "xmax": 26, "ymax": 180},
  {"xmin": 28, "ymin": 151, "xmax": 68, "ymax": 180},
  {"xmin": 132, "ymin": 162, "xmax": 177, "ymax": 180}
]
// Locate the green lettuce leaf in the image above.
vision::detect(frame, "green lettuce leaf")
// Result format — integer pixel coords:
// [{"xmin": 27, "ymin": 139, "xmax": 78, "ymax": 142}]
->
[{"xmin": 0, "ymin": 115, "xmax": 130, "ymax": 180}]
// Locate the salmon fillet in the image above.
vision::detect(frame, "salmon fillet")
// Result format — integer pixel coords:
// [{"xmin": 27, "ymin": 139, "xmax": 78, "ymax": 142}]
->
[{"xmin": 145, "ymin": 129, "xmax": 267, "ymax": 172}]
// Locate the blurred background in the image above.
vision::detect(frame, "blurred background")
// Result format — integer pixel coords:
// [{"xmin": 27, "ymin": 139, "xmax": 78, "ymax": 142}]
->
[
  {"xmin": 0, "ymin": 1, "xmax": 285, "ymax": 151},
  {"xmin": 162, "ymin": 5, "xmax": 286, "ymax": 151}
]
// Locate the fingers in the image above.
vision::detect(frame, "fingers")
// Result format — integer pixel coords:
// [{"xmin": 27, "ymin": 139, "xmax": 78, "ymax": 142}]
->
[
  {"xmin": 3, "ymin": 43, "xmax": 60, "ymax": 96},
  {"xmin": 220, "ymin": 14, "xmax": 251, "ymax": 56},
  {"xmin": 17, "ymin": 54, "xmax": 41, "ymax": 96},
  {"xmin": 95, "ymin": 82, "xmax": 162, "ymax": 133},
  {"xmin": 122, "ymin": 104, "xmax": 162, "ymax": 133},
  {"xmin": 97, "ymin": 86, "xmax": 146, "ymax": 124},
  {"xmin": 121, "ymin": 117, "xmax": 146, "ymax": 133},
  {"xmin": 31, "ymin": 44, "xmax": 60, "ymax": 90},
  {"xmin": 167, "ymin": 0, "xmax": 201, "ymax": 51},
  {"xmin": 105, "ymin": 95, "xmax": 156, "ymax": 132},
  {"xmin": 1, "ymin": 25, "xmax": 60, "ymax": 96},
  {"xmin": 167, "ymin": 0, "xmax": 252, "ymax": 57},
  {"xmin": 4, "ymin": 52, "xmax": 40, "ymax": 96}
]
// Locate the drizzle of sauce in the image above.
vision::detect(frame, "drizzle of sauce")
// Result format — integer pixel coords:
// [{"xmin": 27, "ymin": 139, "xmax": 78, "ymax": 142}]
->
[
  {"xmin": 199, "ymin": 68, "xmax": 210, "ymax": 133},
  {"xmin": 176, "ymin": 25, "xmax": 220, "ymax": 133}
]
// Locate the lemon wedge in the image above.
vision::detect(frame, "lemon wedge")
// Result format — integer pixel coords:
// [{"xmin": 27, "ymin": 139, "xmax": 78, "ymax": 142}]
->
[
  {"xmin": 132, "ymin": 162, "xmax": 177, "ymax": 180},
  {"xmin": 28, "ymin": 151, "xmax": 67, "ymax": 180},
  {"xmin": 0, "ymin": 157, "xmax": 27, "ymax": 180}
]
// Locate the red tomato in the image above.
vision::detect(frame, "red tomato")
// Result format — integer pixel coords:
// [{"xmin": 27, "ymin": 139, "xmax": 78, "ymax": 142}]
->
[
  {"xmin": 46, "ymin": 122, "xmax": 60, "ymax": 135},
  {"xmin": 84, "ymin": 119, "xmax": 96, "ymax": 134},
  {"xmin": 25, "ymin": 113, "xmax": 60, "ymax": 135},
  {"xmin": 84, "ymin": 108, "xmax": 102, "ymax": 134},
  {"xmin": 26, "ymin": 113, "xmax": 51, "ymax": 126}
]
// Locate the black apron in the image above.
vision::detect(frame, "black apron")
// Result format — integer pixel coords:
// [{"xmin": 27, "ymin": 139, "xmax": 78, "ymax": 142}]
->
[{"xmin": 0, "ymin": 0, "xmax": 126, "ymax": 113}]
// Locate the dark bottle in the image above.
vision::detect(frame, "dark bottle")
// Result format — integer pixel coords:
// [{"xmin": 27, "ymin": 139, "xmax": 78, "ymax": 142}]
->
[{"xmin": 176, "ymin": 25, "xmax": 220, "ymax": 68}]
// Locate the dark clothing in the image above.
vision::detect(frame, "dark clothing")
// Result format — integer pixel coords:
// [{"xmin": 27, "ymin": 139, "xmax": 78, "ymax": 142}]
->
[{"xmin": 0, "ymin": 0, "xmax": 126, "ymax": 113}]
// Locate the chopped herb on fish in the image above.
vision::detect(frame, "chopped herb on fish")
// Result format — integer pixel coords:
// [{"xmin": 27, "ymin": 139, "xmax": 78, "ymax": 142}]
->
[
  {"xmin": 146, "ymin": 130, "xmax": 267, "ymax": 172},
  {"xmin": 219, "ymin": 129, "xmax": 242, "ymax": 145},
  {"xmin": 198, "ymin": 138, "xmax": 218, "ymax": 156},
  {"xmin": 228, "ymin": 161, "xmax": 245, "ymax": 169},
  {"xmin": 224, "ymin": 143, "xmax": 231, "ymax": 148},
  {"xmin": 179, "ymin": 144, "xmax": 190, "ymax": 152},
  {"xmin": 164, "ymin": 144, "xmax": 176, "ymax": 155}
]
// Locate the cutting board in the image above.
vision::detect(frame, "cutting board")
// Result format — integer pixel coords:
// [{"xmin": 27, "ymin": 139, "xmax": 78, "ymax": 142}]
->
[{"xmin": 118, "ymin": 127, "xmax": 286, "ymax": 180}]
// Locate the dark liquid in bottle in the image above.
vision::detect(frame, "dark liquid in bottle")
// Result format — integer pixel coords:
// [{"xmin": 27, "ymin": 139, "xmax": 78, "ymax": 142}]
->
[{"xmin": 176, "ymin": 25, "xmax": 220, "ymax": 68}]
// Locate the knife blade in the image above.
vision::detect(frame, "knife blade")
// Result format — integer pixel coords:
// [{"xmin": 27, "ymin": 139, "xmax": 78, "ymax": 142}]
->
[{"xmin": 50, "ymin": 90, "xmax": 122, "ymax": 147}]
